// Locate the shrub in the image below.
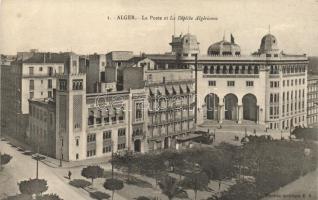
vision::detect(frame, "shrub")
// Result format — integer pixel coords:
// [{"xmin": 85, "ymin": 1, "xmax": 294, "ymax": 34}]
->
[
  {"xmin": 18, "ymin": 179, "xmax": 48, "ymax": 195},
  {"xmin": 89, "ymin": 191, "xmax": 110, "ymax": 200},
  {"xmin": 69, "ymin": 179, "xmax": 91, "ymax": 188},
  {"xmin": 36, "ymin": 194, "xmax": 63, "ymax": 200},
  {"xmin": 1, "ymin": 154, "xmax": 12, "ymax": 165}
]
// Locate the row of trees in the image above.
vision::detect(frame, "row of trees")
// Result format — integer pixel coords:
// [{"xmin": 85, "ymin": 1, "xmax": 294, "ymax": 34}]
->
[{"xmin": 110, "ymin": 145, "xmax": 238, "ymax": 200}]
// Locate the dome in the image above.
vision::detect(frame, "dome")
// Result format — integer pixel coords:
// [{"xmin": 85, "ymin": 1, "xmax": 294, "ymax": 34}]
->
[
  {"xmin": 207, "ymin": 40, "xmax": 241, "ymax": 56},
  {"xmin": 180, "ymin": 33, "xmax": 200, "ymax": 54},
  {"xmin": 259, "ymin": 33, "xmax": 279, "ymax": 53}
]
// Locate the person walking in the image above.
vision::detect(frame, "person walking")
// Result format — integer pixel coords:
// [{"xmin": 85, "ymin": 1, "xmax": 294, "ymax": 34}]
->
[{"xmin": 68, "ymin": 170, "xmax": 72, "ymax": 180}]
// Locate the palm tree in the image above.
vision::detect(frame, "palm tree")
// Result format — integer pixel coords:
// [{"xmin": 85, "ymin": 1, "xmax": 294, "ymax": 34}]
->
[{"xmin": 158, "ymin": 175, "xmax": 187, "ymax": 200}]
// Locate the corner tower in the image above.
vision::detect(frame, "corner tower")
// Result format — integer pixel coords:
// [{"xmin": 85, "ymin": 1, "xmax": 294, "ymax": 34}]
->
[{"xmin": 55, "ymin": 54, "xmax": 87, "ymax": 161}]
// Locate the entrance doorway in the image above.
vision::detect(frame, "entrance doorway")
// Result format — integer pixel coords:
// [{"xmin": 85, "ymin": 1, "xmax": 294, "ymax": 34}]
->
[{"xmin": 134, "ymin": 140, "xmax": 141, "ymax": 152}]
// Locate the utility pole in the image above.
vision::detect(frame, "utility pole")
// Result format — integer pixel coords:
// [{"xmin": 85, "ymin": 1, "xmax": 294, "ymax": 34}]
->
[
  {"xmin": 194, "ymin": 54, "xmax": 198, "ymax": 125},
  {"xmin": 36, "ymin": 144, "xmax": 39, "ymax": 179},
  {"xmin": 59, "ymin": 136, "xmax": 63, "ymax": 167},
  {"xmin": 111, "ymin": 140, "xmax": 114, "ymax": 179}
]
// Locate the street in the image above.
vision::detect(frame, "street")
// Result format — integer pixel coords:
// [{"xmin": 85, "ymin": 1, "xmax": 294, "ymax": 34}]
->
[{"xmin": 0, "ymin": 140, "xmax": 92, "ymax": 200}]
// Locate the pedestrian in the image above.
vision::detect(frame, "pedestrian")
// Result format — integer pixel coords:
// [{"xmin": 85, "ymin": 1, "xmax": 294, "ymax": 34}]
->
[
  {"xmin": 68, "ymin": 170, "xmax": 72, "ymax": 180},
  {"xmin": 218, "ymin": 180, "xmax": 221, "ymax": 191}
]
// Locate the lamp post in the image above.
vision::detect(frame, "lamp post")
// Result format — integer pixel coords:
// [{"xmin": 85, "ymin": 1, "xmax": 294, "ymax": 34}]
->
[
  {"xmin": 0, "ymin": 125, "xmax": 2, "ymax": 170},
  {"xmin": 111, "ymin": 140, "xmax": 114, "ymax": 179},
  {"xmin": 59, "ymin": 136, "xmax": 63, "ymax": 167}
]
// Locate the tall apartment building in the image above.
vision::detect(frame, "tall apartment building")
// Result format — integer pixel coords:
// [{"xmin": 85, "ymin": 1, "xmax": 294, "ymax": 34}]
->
[
  {"xmin": 5, "ymin": 51, "xmax": 82, "ymax": 140},
  {"xmin": 123, "ymin": 56, "xmax": 196, "ymax": 151},
  {"xmin": 307, "ymin": 75, "xmax": 318, "ymax": 127}
]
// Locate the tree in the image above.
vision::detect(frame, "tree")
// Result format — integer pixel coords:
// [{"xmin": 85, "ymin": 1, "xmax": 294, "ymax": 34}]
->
[
  {"xmin": 137, "ymin": 154, "xmax": 166, "ymax": 186},
  {"xmin": 36, "ymin": 194, "xmax": 63, "ymax": 200},
  {"xmin": 104, "ymin": 178, "xmax": 124, "ymax": 200},
  {"xmin": 112, "ymin": 152, "xmax": 136, "ymax": 181},
  {"xmin": 220, "ymin": 181, "xmax": 258, "ymax": 200},
  {"xmin": 182, "ymin": 171, "xmax": 209, "ymax": 200},
  {"xmin": 81, "ymin": 165, "xmax": 104, "ymax": 184},
  {"xmin": 18, "ymin": 179, "xmax": 48, "ymax": 196},
  {"xmin": 0, "ymin": 153, "xmax": 12, "ymax": 170},
  {"xmin": 158, "ymin": 175, "xmax": 186, "ymax": 200}
]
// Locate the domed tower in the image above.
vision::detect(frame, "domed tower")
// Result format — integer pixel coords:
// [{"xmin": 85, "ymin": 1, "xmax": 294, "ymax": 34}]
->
[
  {"xmin": 207, "ymin": 34, "xmax": 241, "ymax": 56},
  {"xmin": 258, "ymin": 33, "xmax": 279, "ymax": 55},
  {"xmin": 170, "ymin": 33, "xmax": 200, "ymax": 57}
]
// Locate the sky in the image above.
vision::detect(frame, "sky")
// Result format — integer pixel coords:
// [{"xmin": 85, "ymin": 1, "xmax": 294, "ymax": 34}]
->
[{"xmin": 0, "ymin": 0, "xmax": 318, "ymax": 56}]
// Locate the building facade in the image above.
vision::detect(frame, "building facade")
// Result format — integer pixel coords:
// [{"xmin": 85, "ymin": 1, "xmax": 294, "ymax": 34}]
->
[
  {"xmin": 307, "ymin": 75, "xmax": 318, "ymax": 127},
  {"xmin": 196, "ymin": 33, "xmax": 308, "ymax": 130},
  {"xmin": 123, "ymin": 56, "xmax": 196, "ymax": 151},
  {"xmin": 155, "ymin": 32, "xmax": 308, "ymax": 130}
]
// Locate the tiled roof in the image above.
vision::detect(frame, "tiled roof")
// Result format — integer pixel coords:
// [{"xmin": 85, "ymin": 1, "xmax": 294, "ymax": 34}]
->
[{"xmin": 23, "ymin": 53, "xmax": 70, "ymax": 64}]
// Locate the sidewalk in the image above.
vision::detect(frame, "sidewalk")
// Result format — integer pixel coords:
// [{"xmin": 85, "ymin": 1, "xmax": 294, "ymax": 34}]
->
[
  {"xmin": 42, "ymin": 155, "xmax": 111, "ymax": 169},
  {"xmin": 2, "ymin": 134, "xmax": 112, "ymax": 169}
]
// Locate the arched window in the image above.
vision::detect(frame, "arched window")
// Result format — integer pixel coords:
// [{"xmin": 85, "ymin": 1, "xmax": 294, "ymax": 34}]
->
[
  {"xmin": 241, "ymin": 66, "xmax": 245, "ymax": 74},
  {"xmin": 254, "ymin": 66, "xmax": 259, "ymax": 74},
  {"xmin": 88, "ymin": 111, "xmax": 94, "ymax": 125},
  {"xmin": 216, "ymin": 66, "xmax": 220, "ymax": 74},
  {"xmin": 203, "ymin": 66, "xmax": 208, "ymax": 74},
  {"xmin": 229, "ymin": 65, "xmax": 233, "ymax": 74},
  {"xmin": 248, "ymin": 66, "xmax": 252, "ymax": 74},
  {"xmin": 222, "ymin": 66, "xmax": 227, "ymax": 74},
  {"xmin": 210, "ymin": 66, "xmax": 214, "ymax": 74}
]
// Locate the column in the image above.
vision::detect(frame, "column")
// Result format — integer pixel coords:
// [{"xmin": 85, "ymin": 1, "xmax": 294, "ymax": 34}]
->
[
  {"xmin": 238, "ymin": 105, "xmax": 243, "ymax": 124},
  {"xmin": 256, "ymin": 106, "xmax": 260, "ymax": 124},
  {"xmin": 219, "ymin": 105, "xmax": 224, "ymax": 123}
]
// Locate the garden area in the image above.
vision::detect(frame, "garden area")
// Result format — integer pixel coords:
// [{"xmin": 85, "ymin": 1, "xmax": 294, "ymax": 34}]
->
[{"xmin": 69, "ymin": 136, "xmax": 318, "ymax": 200}]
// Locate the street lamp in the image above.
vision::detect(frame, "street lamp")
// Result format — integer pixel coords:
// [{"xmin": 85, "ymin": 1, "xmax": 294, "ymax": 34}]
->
[
  {"xmin": 111, "ymin": 140, "xmax": 114, "ymax": 179},
  {"xmin": 59, "ymin": 136, "xmax": 63, "ymax": 167}
]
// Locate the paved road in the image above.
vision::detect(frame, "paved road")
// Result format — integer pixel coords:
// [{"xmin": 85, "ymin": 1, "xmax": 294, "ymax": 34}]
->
[
  {"xmin": 0, "ymin": 140, "xmax": 91, "ymax": 200},
  {"xmin": 261, "ymin": 169, "xmax": 318, "ymax": 200}
]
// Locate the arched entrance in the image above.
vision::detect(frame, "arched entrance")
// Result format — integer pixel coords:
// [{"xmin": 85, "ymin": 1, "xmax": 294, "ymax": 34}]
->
[
  {"xmin": 204, "ymin": 93, "xmax": 219, "ymax": 120},
  {"xmin": 242, "ymin": 94, "xmax": 257, "ymax": 122},
  {"xmin": 134, "ymin": 140, "xmax": 141, "ymax": 152},
  {"xmin": 224, "ymin": 94, "xmax": 238, "ymax": 121}
]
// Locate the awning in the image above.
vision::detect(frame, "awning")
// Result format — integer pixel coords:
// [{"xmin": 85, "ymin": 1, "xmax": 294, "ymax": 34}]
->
[
  {"xmin": 172, "ymin": 85, "xmax": 179, "ymax": 95},
  {"xmin": 176, "ymin": 133, "xmax": 201, "ymax": 142},
  {"xmin": 157, "ymin": 87, "xmax": 165, "ymax": 96},
  {"xmin": 186, "ymin": 84, "xmax": 194, "ymax": 93},
  {"xmin": 180, "ymin": 84, "xmax": 187, "ymax": 94},
  {"xmin": 165, "ymin": 85, "xmax": 173, "ymax": 95}
]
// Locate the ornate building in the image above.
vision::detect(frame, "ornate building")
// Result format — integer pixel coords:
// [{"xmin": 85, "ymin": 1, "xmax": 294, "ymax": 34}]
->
[{"xmin": 197, "ymin": 33, "xmax": 308, "ymax": 130}]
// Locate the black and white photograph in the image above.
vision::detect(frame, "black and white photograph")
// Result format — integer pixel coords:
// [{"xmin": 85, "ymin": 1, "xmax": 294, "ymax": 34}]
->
[{"xmin": 0, "ymin": 0, "xmax": 317, "ymax": 199}]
